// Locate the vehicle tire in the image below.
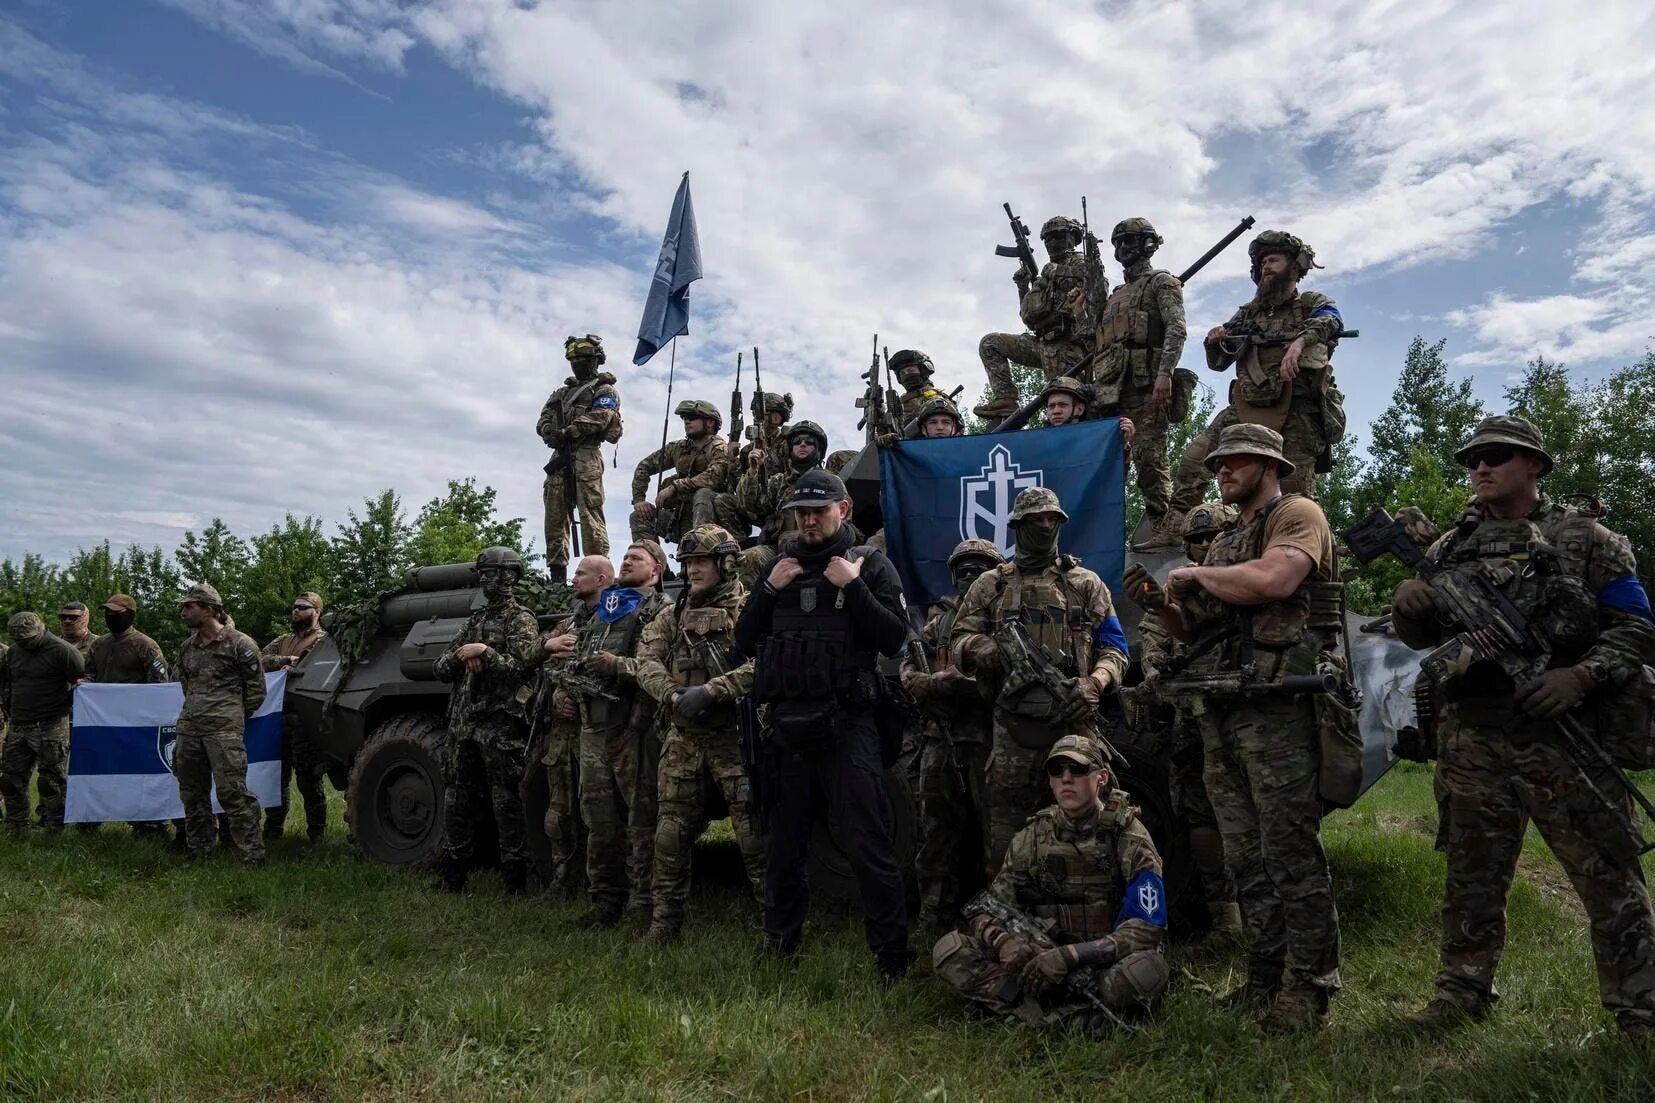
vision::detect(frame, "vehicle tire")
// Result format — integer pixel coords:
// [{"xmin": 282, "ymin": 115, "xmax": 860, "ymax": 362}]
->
[
  {"xmin": 347, "ymin": 711, "xmax": 448, "ymax": 868},
  {"xmin": 807, "ymin": 766, "xmax": 917, "ymax": 903}
]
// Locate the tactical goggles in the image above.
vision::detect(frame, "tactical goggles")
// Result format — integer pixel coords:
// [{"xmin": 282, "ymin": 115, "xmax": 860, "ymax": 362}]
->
[
  {"xmin": 476, "ymin": 568, "xmax": 509, "ymax": 581},
  {"xmin": 1460, "ymin": 445, "xmax": 1520, "ymax": 470},
  {"xmin": 1045, "ymin": 759, "xmax": 1098, "ymax": 779}
]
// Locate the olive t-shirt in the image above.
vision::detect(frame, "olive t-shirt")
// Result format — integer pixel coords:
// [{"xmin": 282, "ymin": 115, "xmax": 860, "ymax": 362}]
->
[{"xmin": 1257, "ymin": 495, "xmax": 1336, "ymax": 582}]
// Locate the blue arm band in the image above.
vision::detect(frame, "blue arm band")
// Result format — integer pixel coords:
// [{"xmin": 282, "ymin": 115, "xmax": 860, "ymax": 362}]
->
[
  {"xmin": 1600, "ymin": 574, "xmax": 1655, "ymax": 624},
  {"xmin": 593, "ymin": 394, "xmax": 618, "ymax": 410},
  {"xmin": 1093, "ymin": 614, "xmax": 1130, "ymax": 658},
  {"xmin": 1116, "ymin": 869, "xmax": 1167, "ymax": 928},
  {"xmin": 1308, "ymin": 304, "xmax": 1342, "ymax": 325}
]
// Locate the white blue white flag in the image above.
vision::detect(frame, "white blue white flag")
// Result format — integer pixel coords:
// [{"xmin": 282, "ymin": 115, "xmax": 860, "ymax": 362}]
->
[{"xmin": 64, "ymin": 672, "xmax": 286, "ymax": 824}]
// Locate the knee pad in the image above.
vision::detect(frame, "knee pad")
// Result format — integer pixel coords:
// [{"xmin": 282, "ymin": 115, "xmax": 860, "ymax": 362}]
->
[{"xmin": 1102, "ymin": 951, "xmax": 1170, "ymax": 1010}]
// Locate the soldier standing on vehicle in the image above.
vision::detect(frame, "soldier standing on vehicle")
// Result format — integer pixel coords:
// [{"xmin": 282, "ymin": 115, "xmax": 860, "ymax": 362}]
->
[
  {"xmin": 432, "ymin": 547, "xmax": 542, "ymax": 895},
  {"xmin": 566, "ymin": 542, "xmax": 667, "ymax": 927},
  {"xmin": 633, "ymin": 525, "xmax": 767, "ymax": 944},
  {"xmin": 1389, "ymin": 416, "xmax": 1655, "ymax": 1036},
  {"xmin": 1123, "ymin": 503, "xmax": 1243, "ymax": 938},
  {"xmin": 535, "ymin": 554, "xmax": 615, "ymax": 900},
  {"xmin": 260, "ymin": 592, "xmax": 329, "ymax": 842},
  {"xmin": 871, "ymin": 350, "xmax": 947, "ymax": 445},
  {"xmin": 721, "ymin": 391, "xmax": 795, "ymax": 535},
  {"xmin": 0, "ymin": 611, "xmax": 84, "ymax": 833},
  {"xmin": 55, "ymin": 601, "xmax": 99, "ymax": 662},
  {"xmin": 902, "ymin": 538, "xmax": 1003, "ymax": 933},
  {"xmin": 735, "ymin": 471, "xmax": 915, "ymax": 979},
  {"xmin": 631, "ymin": 399, "xmax": 731, "ymax": 547},
  {"xmin": 1152, "ymin": 424, "xmax": 1344, "ymax": 1032},
  {"xmin": 173, "ymin": 584, "xmax": 266, "ymax": 863},
  {"xmin": 1169, "ymin": 232, "xmax": 1346, "ymax": 507},
  {"xmin": 976, "ymin": 216, "xmax": 1108, "ymax": 420},
  {"xmin": 1087, "ymin": 218, "xmax": 1191, "ymax": 553},
  {"xmin": 539, "ymin": 335, "xmax": 623, "ymax": 581},
  {"xmin": 933, "ymin": 734, "xmax": 1170, "ymax": 1030},
  {"xmin": 736, "ymin": 420, "xmax": 830, "ymax": 581},
  {"xmin": 950, "ymin": 487, "xmax": 1130, "ymax": 869}
]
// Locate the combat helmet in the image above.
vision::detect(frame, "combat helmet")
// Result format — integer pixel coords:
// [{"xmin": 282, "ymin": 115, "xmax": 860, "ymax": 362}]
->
[
  {"xmin": 564, "ymin": 334, "xmax": 606, "ymax": 364},
  {"xmin": 475, "ymin": 546, "xmax": 525, "ymax": 581},
  {"xmin": 1043, "ymin": 376, "xmax": 1092, "ymax": 405},
  {"xmin": 678, "ymin": 524, "xmax": 740, "ymax": 579},
  {"xmin": 1182, "ymin": 501, "xmax": 1237, "ymax": 540},
  {"xmin": 825, "ymin": 448, "xmax": 860, "ymax": 475},
  {"xmin": 786, "ymin": 419, "xmax": 829, "ymax": 459},
  {"xmin": 1009, "ymin": 486, "xmax": 1068, "ymax": 526},
  {"xmin": 762, "ymin": 392, "xmax": 795, "ymax": 419},
  {"xmin": 888, "ymin": 349, "xmax": 935, "ymax": 380},
  {"xmin": 911, "ymin": 395, "xmax": 962, "ymax": 437},
  {"xmin": 1248, "ymin": 230, "xmax": 1321, "ymax": 282},
  {"xmin": 948, "ymin": 538, "xmax": 1005, "ymax": 571},
  {"xmin": 1110, "ymin": 217, "xmax": 1163, "ymax": 247},
  {"xmin": 1039, "ymin": 216, "xmax": 1083, "ymax": 243},
  {"xmin": 181, "ymin": 582, "xmax": 224, "ymax": 608},
  {"xmin": 675, "ymin": 398, "xmax": 723, "ymax": 426}
]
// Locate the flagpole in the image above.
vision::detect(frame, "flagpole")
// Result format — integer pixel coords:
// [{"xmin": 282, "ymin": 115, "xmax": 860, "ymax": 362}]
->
[{"xmin": 654, "ymin": 337, "xmax": 677, "ymax": 500}]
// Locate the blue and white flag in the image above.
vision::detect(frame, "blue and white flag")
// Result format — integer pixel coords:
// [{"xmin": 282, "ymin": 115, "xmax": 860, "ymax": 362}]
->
[
  {"xmin": 879, "ymin": 420, "xmax": 1128, "ymax": 607},
  {"xmin": 64, "ymin": 672, "xmax": 286, "ymax": 824},
  {"xmin": 633, "ymin": 171, "xmax": 703, "ymax": 366}
]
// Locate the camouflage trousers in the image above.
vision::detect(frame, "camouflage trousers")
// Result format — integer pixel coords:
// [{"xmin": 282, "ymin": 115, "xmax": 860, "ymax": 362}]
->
[
  {"xmin": 979, "ymin": 331, "xmax": 1091, "ymax": 401},
  {"xmin": 985, "ymin": 722, "xmax": 1055, "ymax": 875},
  {"xmin": 1433, "ymin": 719, "xmax": 1655, "ymax": 1026},
  {"xmin": 0, "ymin": 717, "xmax": 70, "ymax": 830},
  {"xmin": 914, "ymin": 725, "xmax": 990, "ymax": 924},
  {"xmin": 539, "ymin": 719, "xmax": 582, "ymax": 887},
  {"xmin": 441, "ymin": 728, "xmax": 529, "ymax": 870},
  {"xmin": 579, "ymin": 722, "xmax": 659, "ymax": 910},
  {"xmin": 629, "ymin": 487, "xmax": 718, "ymax": 547},
  {"xmin": 1094, "ymin": 384, "xmax": 1172, "ymax": 518},
  {"xmin": 1201, "ymin": 695, "xmax": 1340, "ymax": 991},
  {"xmin": 932, "ymin": 927, "xmax": 1169, "ymax": 1023},
  {"xmin": 1171, "ymin": 717, "xmax": 1234, "ymax": 907},
  {"xmin": 543, "ymin": 449, "xmax": 609, "ymax": 568},
  {"xmin": 1172, "ymin": 402, "xmax": 1322, "ymax": 508},
  {"xmin": 264, "ymin": 710, "xmax": 327, "ymax": 838},
  {"xmin": 652, "ymin": 725, "xmax": 767, "ymax": 928},
  {"xmin": 175, "ymin": 719, "xmax": 265, "ymax": 862}
]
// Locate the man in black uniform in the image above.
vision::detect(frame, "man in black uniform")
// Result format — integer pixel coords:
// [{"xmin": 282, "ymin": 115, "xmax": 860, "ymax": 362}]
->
[{"xmin": 735, "ymin": 469, "xmax": 915, "ymax": 980}]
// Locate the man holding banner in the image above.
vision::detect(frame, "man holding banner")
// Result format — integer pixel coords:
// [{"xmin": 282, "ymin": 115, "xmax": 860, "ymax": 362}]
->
[{"xmin": 174, "ymin": 583, "xmax": 268, "ymax": 864}]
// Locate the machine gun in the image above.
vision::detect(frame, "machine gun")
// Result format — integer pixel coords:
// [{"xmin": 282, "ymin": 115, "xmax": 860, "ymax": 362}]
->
[
  {"xmin": 990, "ymin": 215, "xmax": 1258, "ymax": 434},
  {"xmin": 854, "ymin": 334, "xmax": 885, "ymax": 443},
  {"xmin": 1345, "ymin": 507, "xmax": 1655, "ymax": 854},
  {"xmin": 960, "ymin": 890, "xmax": 1135, "ymax": 1033},
  {"xmin": 995, "ymin": 202, "xmax": 1040, "ymax": 284}
]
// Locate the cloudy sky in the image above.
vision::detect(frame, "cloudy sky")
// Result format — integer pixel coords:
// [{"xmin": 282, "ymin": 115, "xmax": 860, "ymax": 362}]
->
[{"xmin": 3, "ymin": 1, "xmax": 1652, "ymax": 565}]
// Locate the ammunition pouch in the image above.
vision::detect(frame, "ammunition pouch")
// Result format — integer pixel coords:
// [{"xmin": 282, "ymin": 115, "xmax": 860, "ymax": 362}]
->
[
  {"xmin": 1396, "ymin": 679, "xmax": 1437, "ymax": 762},
  {"xmin": 1167, "ymin": 367, "xmax": 1198, "ymax": 423},
  {"xmin": 1314, "ymin": 687, "xmax": 1363, "ymax": 809},
  {"xmin": 1315, "ymin": 382, "xmax": 1346, "ymax": 473},
  {"xmin": 754, "ymin": 635, "xmax": 857, "ymax": 702},
  {"xmin": 1593, "ymin": 665, "xmax": 1655, "ymax": 770}
]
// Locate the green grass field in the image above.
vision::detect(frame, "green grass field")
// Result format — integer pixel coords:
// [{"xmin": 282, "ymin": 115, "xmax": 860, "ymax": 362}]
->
[{"xmin": 2, "ymin": 763, "xmax": 1653, "ymax": 1102}]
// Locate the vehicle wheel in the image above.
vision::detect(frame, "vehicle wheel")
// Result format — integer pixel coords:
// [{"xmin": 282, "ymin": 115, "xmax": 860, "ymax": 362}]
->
[
  {"xmin": 808, "ymin": 766, "xmax": 917, "ymax": 903},
  {"xmin": 347, "ymin": 712, "xmax": 447, "ymax": 868}
]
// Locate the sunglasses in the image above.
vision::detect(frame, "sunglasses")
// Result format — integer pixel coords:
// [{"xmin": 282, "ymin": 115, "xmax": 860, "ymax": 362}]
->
[
  {"xmin": 58, "ymin": 613, "xmax": 83, "ymax": 621},
  {"xmin": 1045, "ymin": 759, "xmax": 1097, "ymax": 779},
  {"xmin": 1460, "ymin": 445, "xmax": 1518, "ymax": 470},
  {"xmin": 292, "ymin": 604, "xmax": 315, "ymax": 611}
]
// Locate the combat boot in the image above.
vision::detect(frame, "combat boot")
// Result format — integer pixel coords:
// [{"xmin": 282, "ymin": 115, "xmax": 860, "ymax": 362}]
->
[
  {"xmin": 547, "ymin": 562, "xmax": 567, "ymax": 584},
  {"xmin": 1207, "ymin": 901, "xmax": 1244, "ymax": 940},
  {"xmin": 1259, "ymin": 982, "xmax": 1330, "ymax": 1034},
  {"xmin": 1404, "ymin": 996, "xmax": 1487, "ymax": 1031},
  {"xmin": 625, "ymin": 892, "xmax": 653, "ymax": 921},
  {"xmin": 875, "ymin": 948, "xmax": 917, "ymax": 985},
  {"xmin": 1132, "ymin": 509, "xmax": 1187, "ymax": 553},
  {"xmin": 973, "ymin": 394, "xmax": 1020, "ymax": 421},
  {"xmin": 643, "ymin": 919, "xmax": 682, "ymax": 946},
  {"xmin": 1219, "ymin": 969, "xmax": 1281, "ymax": 1010},
  {"xmin": 500, "ymin": 860, "xmax": 529, "ymax": 898},
  {"xmin": 577, "ymin": 901, "xmax": 624, "ymax": 929},
  {"xmin": 437, "ymin": 855, "xmax": 468, "ymax": 894}
]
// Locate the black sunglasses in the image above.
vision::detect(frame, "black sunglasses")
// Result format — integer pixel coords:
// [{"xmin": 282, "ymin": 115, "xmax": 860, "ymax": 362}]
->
[
  {"xmin": 1461, "ymin": 445, "xmax": 1519, "ymax": 470},
  {"xmin": 1045, "ymin": 759, "xmax": 1097, "ymax": 779}
]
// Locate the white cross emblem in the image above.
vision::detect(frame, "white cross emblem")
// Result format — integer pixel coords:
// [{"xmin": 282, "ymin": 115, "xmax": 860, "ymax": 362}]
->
[
  {"xmin": 1137, "ymin": 880, "xmax": 1160, "ymax": 917},
  {"xmin": 959, "ymin": 444, "xmax": 1043, "ymax": 555},
  {"xmin": 604, "ymin": 592, "xmax": 621, "ymax": 615}
]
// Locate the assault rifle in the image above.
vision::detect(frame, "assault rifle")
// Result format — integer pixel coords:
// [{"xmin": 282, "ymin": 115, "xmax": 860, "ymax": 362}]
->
[
  {"xmin": 960, "ymin": 890, "xmax": 1135, "ymax": 1033},
  {"xmin": 990, "ymin": 214, "xmax": 1258, "ymax": 434},
  {"xmin": 542, "ymin": 427, "xmax": 582, "ymax": 557},
  {"xmin": 1345, "ymin": 507, "xmax": 1655, "ymax": 853},
  {"xmin": 728, "ymin": 350, "xmax": 745, "ymax": 447},
  {"xmin": 1081, "ymin": 196, "xmax": 1104, "ymax": 292},
  {"xmin": 1212, "ymin": 320, "xmax": 1360, "ymax": 367},
  {"xmin": 750, "ymin": 346, "xmax": 765, "ymax": 427},
  {"xmin": 1155, "ymin": 669, "xmax": 1339, "ymax": 717},
  {"xmin": 999, "ymin": 620, "xmax": 1092, "ymax": 725},
  {"xmin": 854, "ymin": 334, "xmax": 884, "ymax": 444},
  {"xmin": 995, "ymin": 202, "xmax": 1040, "ymax": 284}
]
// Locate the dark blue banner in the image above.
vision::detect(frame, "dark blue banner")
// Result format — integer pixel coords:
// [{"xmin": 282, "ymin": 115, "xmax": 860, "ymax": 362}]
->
[
  {"xmin": 878, "ymin": 420, "xmax": 1127, "ymax": 606},
  {"xmin": 633, "ymin": 171, "xmax": 703, "ymax": 366}
]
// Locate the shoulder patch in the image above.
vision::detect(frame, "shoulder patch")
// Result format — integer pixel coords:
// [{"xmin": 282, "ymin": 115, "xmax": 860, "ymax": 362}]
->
[
  {"xmin": 593, "ymin": 394, "xmax": 618, "ymax": 410},
  {"xmin": 1116, "ymin": 869, "xmax": 1168, "ymax": 929}
]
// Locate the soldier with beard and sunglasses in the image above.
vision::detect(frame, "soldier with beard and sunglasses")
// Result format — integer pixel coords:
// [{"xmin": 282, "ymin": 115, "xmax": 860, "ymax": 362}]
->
[{"xmin": 260, "ymin": 592, "xmax": 329, "ymax": 842}]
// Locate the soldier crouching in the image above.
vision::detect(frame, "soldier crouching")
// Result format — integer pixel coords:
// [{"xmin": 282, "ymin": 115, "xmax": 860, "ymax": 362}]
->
[{"xmin": 933, "ymin": 734, "xmax": 1169, "ymax": 1031}]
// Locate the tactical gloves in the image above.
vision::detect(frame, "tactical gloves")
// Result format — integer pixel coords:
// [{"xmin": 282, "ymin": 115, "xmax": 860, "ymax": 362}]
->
[
  {"xmin": 673, "ymin": 684, "xmax": 716, "ymax": 719},
  {"xmin": 1516, "ymin": 665, "xmax": 1595, "ymax": 720},
  {"xmin": 1122, "ymin": 563, "xmax": 1164, "ymax": 613},
  {"xmin": 1391, "ymin": 580, "xmax": 1438, "ymax": 622},
  {"xmin": 1019, "ymin": 946, "xmax": 1074, "ymax": 994},
  {"xmin": 582, "ymin": 651, "xmax": 622, "ymax": 677}
]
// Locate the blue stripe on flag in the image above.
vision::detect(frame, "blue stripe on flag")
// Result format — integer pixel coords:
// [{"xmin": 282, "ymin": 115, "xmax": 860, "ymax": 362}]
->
[{"xmin": 68, "ymin": 712, "xmax": 282, "ymax": 775}]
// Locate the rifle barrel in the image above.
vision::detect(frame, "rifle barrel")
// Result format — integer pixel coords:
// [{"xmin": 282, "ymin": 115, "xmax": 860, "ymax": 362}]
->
[{"xmin": 1176, "ymin": 214, "xmax": 1256, "ymax": 284}]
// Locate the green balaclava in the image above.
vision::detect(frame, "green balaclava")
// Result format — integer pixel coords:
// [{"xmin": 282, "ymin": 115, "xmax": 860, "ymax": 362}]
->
[{"xmin": 1013, "ymin": 520, "xmax": 1060, "ymax": 569}]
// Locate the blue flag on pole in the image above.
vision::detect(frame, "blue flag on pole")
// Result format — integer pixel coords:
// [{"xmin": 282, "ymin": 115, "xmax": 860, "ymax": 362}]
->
[
  {"xmin": 633, "ymin": 171, "xmax": 703, "ymax": 365},
  {"xmin": 878, "ymin": 420, "xmax": 1128, "ymax": 607}
]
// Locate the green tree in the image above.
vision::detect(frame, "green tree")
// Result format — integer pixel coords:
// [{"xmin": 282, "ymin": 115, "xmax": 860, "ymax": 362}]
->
[
  {"xmin": 1356, "ymin": 336, "xmax": 1483, "ymax": 521},
  {"xmin": 331, "ymin": 490, "xmax": 410, "ymax": 608},
  {"xmin": 175, "ymin": 519, "xmax": 254, "ymax": 617},
  {"xmin": 0, "ymin": 553, "xmax": 66, "ymax": 626},
  {"xmin": 403, "ymin": 479, "xmax": 531, "ymax": 571},
  {"xmin": 1585, "ymin": 352, "xmax": 1655, "ymax": 587},
  {"xmin": 242, "ymin": 515, "xmax": 335, "ymax": 640}
]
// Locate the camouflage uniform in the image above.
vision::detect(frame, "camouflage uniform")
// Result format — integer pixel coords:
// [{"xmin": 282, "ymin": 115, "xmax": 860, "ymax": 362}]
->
[
  {"xmin": 539, "ymin": 335, "xmax": 623, "ymax": 569},
  {"xmin": 0, "ymin": 613, "xmax": 84, "ymax": 830},
  {"xmin": 86, "ymin": 627, "xmax": 167, "ymax": 685},
  {"xmin": 59, "ymin": 631, "xmax": 100, "ymax": 662},
  {"xmin": 174, "ymin": 592, "xmax": 267, "ymax": 862},
  {"xmin": 950, "ymin": 489, "xmax": 1130, "ymax": 869},
  {"xmin": 571, "ymin": 583, "xmax": 665, "ymax": 918},
  {"xmin": 432, "ymin": 558, "xmax": 542, "ymax": 887},
  {"xmin": 724, "ymin": 393, "xmax": 794, "ymax": 534},
  {"xmin": 1394, "ymin": 416, "xmax": 1655, "ymax": 1029},
  {"xmin": 1089, "ymin": 220, "xmax": 1189, "ymax": 527},
  {"xmin": 634, "ymin": 534, "xmax": 766, "ymax": 935},
  {"xmin": 535, "ymin": 606, "xmax": 588, "ymax": 894},
  {"xmin": 902, "ymin": 540, "xmax": 1001, "ymax": 928},
  {"xmin": 735, "ymin": 421, "xmax": 828, "ymax": 577},
  {"xmin": 933, "ymin": 736, "xmax": 1169, "ymax": 1026},
  {"xmin": 1177, "ymin": 232, "xmax": 1347, "ymax": 503},
  {"xmin": 1173, "ymin": 426, "xmax": 1345, "ymax": 1018},
  {"xmin": 630, "ymin": 401, "xmax": 732, "ymax": 545},
  {"xmin": 260, "ymin": 622, "xmax": 329, "ymax": 839},
  {"xmin": 978, "ymin": 217, "xmax": 1109, "ymax": 415}
]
